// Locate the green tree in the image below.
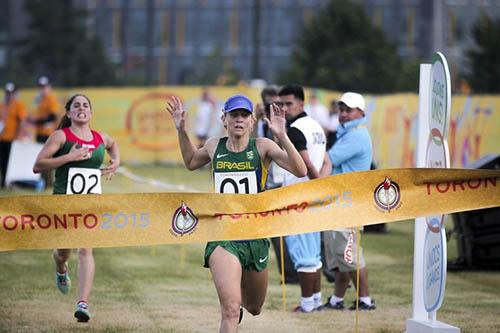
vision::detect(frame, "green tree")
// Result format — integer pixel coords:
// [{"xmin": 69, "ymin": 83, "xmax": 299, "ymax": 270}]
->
[
  {"xmin": 19, "ymin": 0, "xmax": 117, "ymax": 86},
  {"xmin": 465, "ymin": 15, "xmax": 500, "ymax": 93},
  {"xmin": 279, "ymin": 0, "xmax": 416, "ymax": 93},
  {"xmin": 180, "ymin": 46, "xmax": 240, "ymax": 86}
]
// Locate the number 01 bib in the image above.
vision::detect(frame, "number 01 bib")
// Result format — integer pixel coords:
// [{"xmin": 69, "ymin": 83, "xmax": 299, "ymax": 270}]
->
[
  {"xmin": 214, "ymin": 171, "xmax": 258, "ymax": 194},
  {"xmin": 66, "ymin": 167, "xmax": 102, "ymax": 194},
  {"xmin": 211, "ymin": 137, "xmax": 266, "ymax": 194}
]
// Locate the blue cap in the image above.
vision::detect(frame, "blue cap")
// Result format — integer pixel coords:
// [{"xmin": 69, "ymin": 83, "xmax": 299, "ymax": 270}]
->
[{"xmin": 223, "ymin": 95, "xmax": 253, "ymax": 113}]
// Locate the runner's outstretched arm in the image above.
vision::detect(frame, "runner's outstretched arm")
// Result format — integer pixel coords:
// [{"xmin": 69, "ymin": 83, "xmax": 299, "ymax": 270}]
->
[
  {"xmin": 263, "ymin": 103, "xmax": 306, "ymax": 177},
  {"xmin": 165, "ymin": 96, "xmax": 210, "ymax": 170}
]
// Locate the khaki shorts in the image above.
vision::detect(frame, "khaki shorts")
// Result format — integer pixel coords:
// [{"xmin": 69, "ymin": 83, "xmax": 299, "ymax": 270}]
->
[
  {"xmin": 204, "ymin": 239, "xmax": 270, "ymax": 272},
  {"xmin": 323, "ymin": 229, "xmax": 366, "ymax": 272}
]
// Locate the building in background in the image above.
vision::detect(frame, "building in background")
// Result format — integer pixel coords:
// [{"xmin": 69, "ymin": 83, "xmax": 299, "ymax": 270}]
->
[{"xmin": 1, "ymin": 0, "xmax": 499, "ymax": 86}]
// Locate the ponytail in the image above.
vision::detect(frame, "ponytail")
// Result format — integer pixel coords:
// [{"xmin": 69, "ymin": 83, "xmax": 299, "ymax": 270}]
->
[{"xmin": 57, "ymin": 114, "xmax": 72, "ymax": 129}]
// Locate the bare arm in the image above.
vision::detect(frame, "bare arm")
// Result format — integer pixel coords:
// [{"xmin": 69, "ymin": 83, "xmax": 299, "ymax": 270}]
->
[
  {"xmin": 165, "ymin": 96, "xmax": 211, "ymax": 170},
  {"xmin": 319, "ymin": 152, "xmax": 332, "ymax": 177},
  {"xmin": 299, "ymin": 150, "xmax": 321, "ymax": 179},
  {"xmin": 261, "ymin": 104, "xmax": 306, "ymax": 177},
  {"xmin": 33, "ymin": 130, "xmax": 90, "ymax": 173},
  {"xmin": 100, "ymin": 133, "xmax": 121, "ymax": 180}
]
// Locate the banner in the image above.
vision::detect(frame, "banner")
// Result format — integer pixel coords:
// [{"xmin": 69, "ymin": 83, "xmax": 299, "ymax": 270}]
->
[
  {"xmin": 16, "ymin": 88, "xmax": 500, "ymax": 167},
  {"xmin": 1, "ymin": 168, "xmax": 499, "ymax": 251}
]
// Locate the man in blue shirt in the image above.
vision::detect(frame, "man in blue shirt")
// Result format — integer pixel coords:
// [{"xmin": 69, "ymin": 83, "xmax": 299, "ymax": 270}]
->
[{"xmin": 323, "ymin": 92, "xmax": 376, "ymax": 311}]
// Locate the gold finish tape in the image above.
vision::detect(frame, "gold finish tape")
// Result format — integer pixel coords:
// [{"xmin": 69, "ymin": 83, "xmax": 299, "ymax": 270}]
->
[{"xmin": 1, "ymin": 168, "xmax": 498, "ymax": 251}]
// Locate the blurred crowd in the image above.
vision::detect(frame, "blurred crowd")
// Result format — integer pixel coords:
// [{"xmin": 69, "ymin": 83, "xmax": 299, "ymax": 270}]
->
[
  {"xmin": 251, "ymin": 84, "xmax": 375, "ymax": 313},
  {"xmin": 0, "ymin": 76, "xmax": 60, "ymax": 189}
]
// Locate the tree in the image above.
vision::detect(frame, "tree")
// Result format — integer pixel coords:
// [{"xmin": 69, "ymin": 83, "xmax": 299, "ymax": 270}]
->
[
  {"xmin": 179, "ymin": 46, "xmax": 240, "ymax": 86},
  {"xmin": 279, "ymin": 0, "xmax": 416, "ymax": 93},
  {"xmin": 19, "ymin": 0, "xmax": 117, "ymax": 86},
  {"xmin": 465, "ymin": 15, "xmax": 500, "ymax": 93}
]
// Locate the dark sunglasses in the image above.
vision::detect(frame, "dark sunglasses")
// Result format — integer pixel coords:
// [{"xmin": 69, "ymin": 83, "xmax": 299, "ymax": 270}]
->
[{"xmin": 338, "ymin": 103, "xmax": 356, "ymax": 113}]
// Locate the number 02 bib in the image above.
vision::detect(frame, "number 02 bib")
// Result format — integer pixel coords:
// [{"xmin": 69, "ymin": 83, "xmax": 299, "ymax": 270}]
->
[{"xmin": 66, "ymin": 167, "xmax": 102, "ymax": 194}]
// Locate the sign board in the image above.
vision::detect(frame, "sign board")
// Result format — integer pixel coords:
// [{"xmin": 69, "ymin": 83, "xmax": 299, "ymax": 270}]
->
[
  {"xmin": 407, "ymin": 52, "xmax": 459, "ymax": 332},
  {"xmin": 429, "ymin": 52, "xmax": 451, "ymax": 139},
  {"xmin": 422, "ymin": 52, "xmax": 451, "ymax": 313},
  {"xmin": 423, "ymin": 227, "xmax": 446, "ymax": 312}
]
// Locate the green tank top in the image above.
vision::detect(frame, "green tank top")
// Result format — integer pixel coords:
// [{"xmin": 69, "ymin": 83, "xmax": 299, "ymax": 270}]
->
[
  {"xmin": 53, "ymin": 128, "xmax": 106, "ymax": 194},
  {"xmin": 211, "ymin": 137, "xmax": 267, "ymax": 194}
]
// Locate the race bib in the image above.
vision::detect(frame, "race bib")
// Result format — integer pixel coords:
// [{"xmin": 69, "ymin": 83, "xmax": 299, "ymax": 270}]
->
[
  {"xmin": 66, "ymin": 168, "xmax": 102, "ymax": 195},
  {"xmin": 214, "ymin": 171, "xmax": 258, "ymax": 194}
]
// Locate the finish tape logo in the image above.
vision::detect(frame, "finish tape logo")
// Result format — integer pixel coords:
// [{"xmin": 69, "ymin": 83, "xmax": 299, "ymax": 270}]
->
[
  {"xmin": 373, "ymin": 177, "xmax": 401, "ymax": 212},
  {"xmin": 170, "ymin": 202, "xmax": 199, "ymax": 236}
]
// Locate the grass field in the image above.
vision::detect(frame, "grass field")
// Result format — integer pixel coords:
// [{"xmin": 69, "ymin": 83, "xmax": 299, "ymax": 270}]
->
[{"xmin": 1, "ymin": 166, "xmax": 499, "ymax": 332}]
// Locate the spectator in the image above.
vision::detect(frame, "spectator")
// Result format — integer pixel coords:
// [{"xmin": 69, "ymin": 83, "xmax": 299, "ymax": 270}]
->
[
  {"xmin": 30, "ymin": 76, "xmax": 61, "ymax": 187},
  {"xmin": 304, "ymin": 91, "xmax": 330, "ymax": 132},
  {"xmin": 323, "ymin": 92, "xmax": 375, "ymax": 311},
  {"xmin": 279, "ymin": 84, "xmax": 331, "ymax": 313},
  {"xmin": 32, "ymin": 76, "xmax": 60, "ymax": 143},
  {"xmin": 254, "ymin": 85, "xmax": 279, "ymax": 139},
  {"xmin": 194, "ymin": 87, "xmax": 218, "ymax": 147},
  {"xmin": 254, "ymin": 85, "xmax": 299, "ymax": 284},
  {"xmin": 0, "ymin": 83, "xmax": 27, "ymax": 188},
  {"xmin": 325, "ymin": 99, "xmax": 339, "ymax": 150}
]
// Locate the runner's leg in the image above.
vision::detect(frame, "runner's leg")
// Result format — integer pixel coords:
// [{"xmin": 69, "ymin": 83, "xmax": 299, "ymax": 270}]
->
[
  {"xmin": 54, "ymin": 249, "xmax": 71, "ymax": 273},
  {"xmin": 77, "ymin": 248, "xmax": 95, "ymax": 302},
  {"xmin": 241, "ymin": 269, "xmax": 268, "ymax": 315},
  {"xmin": 209, "ymin": 246, "xmax": 243, "ymax": 333}
]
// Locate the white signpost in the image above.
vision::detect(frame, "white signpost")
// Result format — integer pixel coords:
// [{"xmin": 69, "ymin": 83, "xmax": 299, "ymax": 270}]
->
[{"xmin": 406, "ymin": 52, "xmax": 460, "ymax": 333}]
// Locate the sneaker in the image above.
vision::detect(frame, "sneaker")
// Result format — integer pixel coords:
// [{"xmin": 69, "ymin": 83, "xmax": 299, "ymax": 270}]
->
[
  {"xmin": 322, "ymin": 297, "xmax": 345, "ymax": 310},
  {"xmin": 349, "ymin": 299, "xmax": 376, "ymax": 311},
  {"xmin": 74, "ymin": 301, "xmax": 91, "ymax": 322},
  {"xmin": 238, "ymin": 306, "xmax": 243, "ymax": 324},
  {"xmin": 55, "ymin": 268, "xmax": 71, "ymax": 294},
  {"xmin": 292, "ymin": 305, "xmax": 316, "ymax": 313}
]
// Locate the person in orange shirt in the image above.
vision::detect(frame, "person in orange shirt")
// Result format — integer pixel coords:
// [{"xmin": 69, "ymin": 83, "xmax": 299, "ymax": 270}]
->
[
  {"xmin": 0, "ymin": 82, "xmax": 27, "ymax": 188},
  {"xmin": 29, "ymin": 76, "xmax": 61, "ymax": 188},
  {"xmin": 32, "ymin": 76, "xmax": 60, "ymax": 143}
]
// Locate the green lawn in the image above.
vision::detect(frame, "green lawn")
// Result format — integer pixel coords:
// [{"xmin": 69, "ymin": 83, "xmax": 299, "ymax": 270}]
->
[{"xmin": 0, "ymin": 165, "xmax": 499, "ymax": 332}]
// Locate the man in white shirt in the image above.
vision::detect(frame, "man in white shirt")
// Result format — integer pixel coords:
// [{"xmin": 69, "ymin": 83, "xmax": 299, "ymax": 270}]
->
[{"xmin": 279, "ymin": 85, "xmax": 331, "ymax": 313}]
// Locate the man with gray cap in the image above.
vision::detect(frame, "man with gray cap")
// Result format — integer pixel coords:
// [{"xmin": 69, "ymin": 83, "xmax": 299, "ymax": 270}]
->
[{"xmin": 322, "ymin": 92, "xmax": 376, "ymax": 311}]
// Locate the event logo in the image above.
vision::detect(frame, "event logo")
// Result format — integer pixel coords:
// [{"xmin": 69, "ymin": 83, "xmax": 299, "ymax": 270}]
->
[
  {"xmin": 125, "ymin": 92, "xmax": 178, "ymax": 151},
  {"xmin": 170, "ymin": 202, "xmax": 198, "ymax": 236},
  {"xmin": 374, "ymin": 177, "xmax": 401, "ymax": 212}
]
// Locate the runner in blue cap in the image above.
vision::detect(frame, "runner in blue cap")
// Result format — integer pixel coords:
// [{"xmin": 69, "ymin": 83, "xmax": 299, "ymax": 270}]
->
[{"xmin": 165, "ymin": 94, "xmax": 306, "ymax": 332}]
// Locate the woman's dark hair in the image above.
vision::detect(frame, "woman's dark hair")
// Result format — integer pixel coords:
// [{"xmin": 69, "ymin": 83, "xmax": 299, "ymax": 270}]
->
[{"xmin": 57, "ymin": 94, "xmax": 92, "ymax": 129}]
